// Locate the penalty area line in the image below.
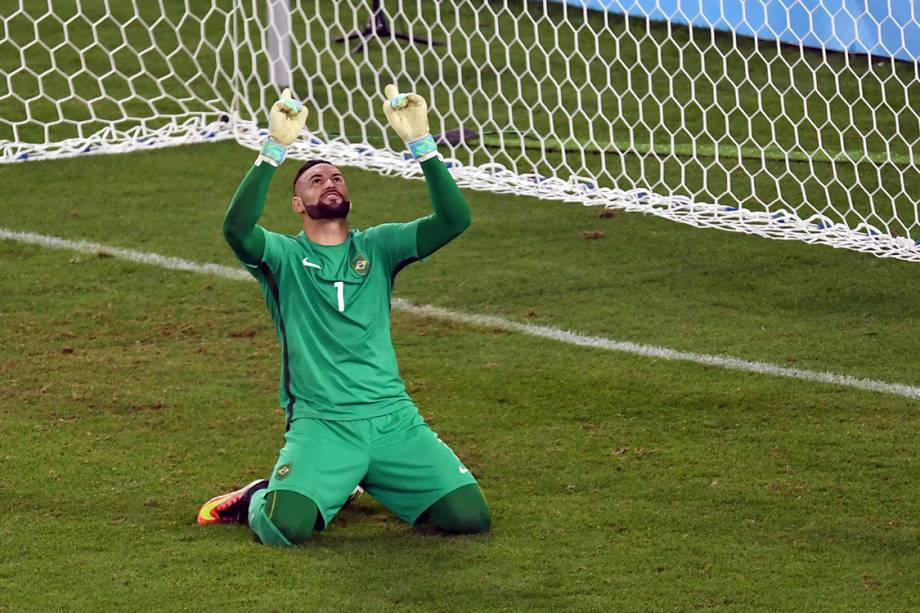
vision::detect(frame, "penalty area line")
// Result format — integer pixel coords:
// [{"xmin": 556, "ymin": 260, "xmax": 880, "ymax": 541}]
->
[{"xmin": 3, "ymin": 226, "xmax": 919, "ymax": 401}]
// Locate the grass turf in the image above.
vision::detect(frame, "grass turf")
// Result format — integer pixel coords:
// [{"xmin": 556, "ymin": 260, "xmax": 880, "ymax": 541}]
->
[{"xmin": 1, "ymin": 142, "xmax": 919, "ymax": 611}]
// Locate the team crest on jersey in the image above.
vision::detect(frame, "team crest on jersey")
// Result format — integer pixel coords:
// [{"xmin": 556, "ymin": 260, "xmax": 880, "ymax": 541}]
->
[
  {"xmin": 275, "ymin": 463, "xmax": 292, "ymax": 480},
  {"xmin": 350, "ymin": 252, "xmax": 370, "ymax": 276}
]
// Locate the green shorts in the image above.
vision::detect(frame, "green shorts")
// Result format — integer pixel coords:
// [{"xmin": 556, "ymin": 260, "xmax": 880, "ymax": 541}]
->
[{"xmin": 265, "ymin": 406, "xmax": 478, "ymax": 528}]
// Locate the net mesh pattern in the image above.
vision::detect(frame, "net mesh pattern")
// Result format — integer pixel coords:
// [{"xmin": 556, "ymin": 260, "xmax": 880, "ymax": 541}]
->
[{"xmin": 2, "ymin": 1, "xmax": 918, "ymax": 259}]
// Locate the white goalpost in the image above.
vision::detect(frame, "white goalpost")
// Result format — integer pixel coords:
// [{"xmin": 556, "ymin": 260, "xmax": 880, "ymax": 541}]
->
[{"xmin": 1, "ymin": 1, "xmax": 918, "ymax": 260}]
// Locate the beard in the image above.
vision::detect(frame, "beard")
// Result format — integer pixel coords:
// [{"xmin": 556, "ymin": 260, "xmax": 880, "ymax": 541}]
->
[{"xmin": 305, "ymin": 192, "xmax": 351, "ymax": 220}]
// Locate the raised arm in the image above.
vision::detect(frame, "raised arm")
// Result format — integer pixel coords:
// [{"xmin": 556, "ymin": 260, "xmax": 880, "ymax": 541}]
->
[
  {"xmin": 223, "ymin": 88, "xmax": 308, "ymax": 266},
  {"xmin": 382, "ymin": 84, "xmax": 471, "ymax": 259},
  {"xmin": 223, "ymin": 164, "xmax": 273, "ymax": 265},
  {"xmin": 415, "ymin": 157, "xmax": 471, "ymax": 259}
]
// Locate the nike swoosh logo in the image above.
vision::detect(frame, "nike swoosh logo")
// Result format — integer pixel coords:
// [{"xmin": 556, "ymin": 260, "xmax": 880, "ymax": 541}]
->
[
  {"xmin": 301, "ymin": 257, "xmax": 320, "ymax": 270},
  {"xmin": 459, "ymin": 467, "xmax": 469, "ymax": 474}
]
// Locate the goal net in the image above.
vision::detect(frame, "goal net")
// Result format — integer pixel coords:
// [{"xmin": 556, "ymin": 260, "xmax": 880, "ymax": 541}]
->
[{"xmin": 2, "ymin": 1, "xmax": 918, "ymax": 260}]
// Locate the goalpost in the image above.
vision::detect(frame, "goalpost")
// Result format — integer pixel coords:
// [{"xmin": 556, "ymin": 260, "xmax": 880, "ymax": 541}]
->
[{"xmin": 1, "ymin": 1, "xmax": 918, "ymax": 260}]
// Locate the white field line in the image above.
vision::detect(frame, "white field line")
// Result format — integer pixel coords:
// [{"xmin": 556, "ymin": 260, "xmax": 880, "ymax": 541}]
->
[{"xmin": 3, "ymin": 226, "xmax": 919, "ymax": 400}]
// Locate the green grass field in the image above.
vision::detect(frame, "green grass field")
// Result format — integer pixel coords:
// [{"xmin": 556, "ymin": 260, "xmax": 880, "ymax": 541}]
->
[{"xmin": 1, "ymin": 141, "xmax": 919, "ymax": 611}]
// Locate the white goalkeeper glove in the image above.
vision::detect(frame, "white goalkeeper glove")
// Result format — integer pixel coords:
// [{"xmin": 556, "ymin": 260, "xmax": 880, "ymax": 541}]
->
[
  {"xmin": 382, "ymin": 83, "xmax": 438, "ymax": 163},
  {"xmin": 257, "ymin": 87, "xmax": 309, "ymax": 167}
]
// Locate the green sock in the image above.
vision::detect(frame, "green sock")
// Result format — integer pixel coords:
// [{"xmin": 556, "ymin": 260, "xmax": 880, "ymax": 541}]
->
[
  {"xmin": 423, "ymin": 484, "xmax": 492, "ymax": 534},
  {"xmin": 248, "ymin": 489, "xmax": 320, "ymax": 545}
]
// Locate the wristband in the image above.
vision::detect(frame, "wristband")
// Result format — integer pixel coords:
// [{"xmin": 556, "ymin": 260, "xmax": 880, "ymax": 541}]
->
[
  {"xmin": 257, "ymin": 138, "xmax": 287, "ymax": 166},
  {"xmin": 407, "ymin": 134, "xmax": 438, "ymax": 162}
]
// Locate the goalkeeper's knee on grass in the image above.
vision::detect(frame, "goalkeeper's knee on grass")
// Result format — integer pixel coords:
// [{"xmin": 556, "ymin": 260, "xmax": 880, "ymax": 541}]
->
[
  {"xmin": 422, "ymin": 484, "xmax": 492, "ymax": 535},
  {"xmin": 249, "ymin": 489, "xmax": 320, "ymax": 546}
]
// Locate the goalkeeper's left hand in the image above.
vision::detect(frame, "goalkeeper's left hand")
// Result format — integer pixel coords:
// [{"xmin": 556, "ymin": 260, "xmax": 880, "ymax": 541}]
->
[
  {"xmin": 258, "ymin": 87, "xmax": 309, "ymax": 167},
  {"xmin": 382, "ymin": 84, "xmax": 438, "ymax": 162}
]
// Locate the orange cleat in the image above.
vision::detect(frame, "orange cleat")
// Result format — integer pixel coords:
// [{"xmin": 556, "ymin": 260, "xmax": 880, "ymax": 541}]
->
[{"xmin": 197, "ymin": 479, "xmax": 268, "ymax": 526}]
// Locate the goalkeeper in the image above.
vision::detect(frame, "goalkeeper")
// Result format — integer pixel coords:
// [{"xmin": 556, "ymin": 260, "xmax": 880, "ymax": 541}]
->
[{"xmin": 196, "ymin": 85, "xmax": 491, "ymax": 545}]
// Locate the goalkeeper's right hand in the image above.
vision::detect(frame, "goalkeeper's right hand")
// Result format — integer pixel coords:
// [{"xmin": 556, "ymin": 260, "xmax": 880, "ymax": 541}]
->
[{"xmin": 257, "ymin": 87, "xmax": 309, "ymax": 167}]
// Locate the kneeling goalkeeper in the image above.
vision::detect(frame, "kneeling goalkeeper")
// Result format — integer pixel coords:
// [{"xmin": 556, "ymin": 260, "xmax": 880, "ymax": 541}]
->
[{"xmin": 196, "ymin": 85, "xmax": 491, "ymax": 545}]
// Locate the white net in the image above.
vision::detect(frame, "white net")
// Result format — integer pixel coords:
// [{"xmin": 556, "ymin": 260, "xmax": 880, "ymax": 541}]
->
[
  {"xmin": 0, "ymin": 1, "xmax": 240, "ymax": 159},
  {"xmin": 2, "ymin": 1, "xmax": 918, "ymax": 260}
]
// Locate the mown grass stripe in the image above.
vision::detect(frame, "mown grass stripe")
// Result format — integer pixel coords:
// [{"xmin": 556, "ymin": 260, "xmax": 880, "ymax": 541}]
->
[{"xmin": 4, "ymin": 226, "xmax": 918, "ymax": 400}]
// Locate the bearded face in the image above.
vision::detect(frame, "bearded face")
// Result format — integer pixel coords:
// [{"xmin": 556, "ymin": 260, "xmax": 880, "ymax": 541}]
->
[
  {"xmin": 294, "ymin": 163, "xmax": 351, "ymax": 220},
  {"xmin": 305, "ymin": 186, "xmax": 351, "ymax": 219}
]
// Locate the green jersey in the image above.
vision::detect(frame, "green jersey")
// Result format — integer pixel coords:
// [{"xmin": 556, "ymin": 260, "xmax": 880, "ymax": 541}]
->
[
  {"xmin": 247, "ymin": 223, "xmax": 420, "ymax": 421},
  {"xmin": 223, "ymin": 157, "xmax": 471, "ymax": 424}
]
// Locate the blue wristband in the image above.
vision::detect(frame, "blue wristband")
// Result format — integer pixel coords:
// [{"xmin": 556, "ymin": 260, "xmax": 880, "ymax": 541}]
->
[
  {"xmin": 407, "ymin": 134, "xmax": 438, "ymax": 161},
  {"xmin": 258, "ymin": 138, "xmax": 287, "ymax": 166}
]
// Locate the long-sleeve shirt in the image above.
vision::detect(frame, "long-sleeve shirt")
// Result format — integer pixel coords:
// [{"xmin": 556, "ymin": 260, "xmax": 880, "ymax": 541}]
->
[{"xmin": 222, "ymin": 157, "xmax": 471, "ymax": 424}]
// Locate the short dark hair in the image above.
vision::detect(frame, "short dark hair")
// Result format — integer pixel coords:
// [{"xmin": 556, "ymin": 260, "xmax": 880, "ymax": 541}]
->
[{"xmin": 292, "ymin": 159, "xmax": 335, "ymax": 193}]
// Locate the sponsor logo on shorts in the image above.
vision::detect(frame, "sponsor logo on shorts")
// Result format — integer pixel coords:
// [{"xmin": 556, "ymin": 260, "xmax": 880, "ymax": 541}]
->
[
  {"xmin": 459, "ymin": 466, "xmax": 469, "ymax": 474},
  {"xmin": 276, "ymin": 463, "xmax": 293, "ymax": 480},
  {"xmin": 351, "ymin": 252, "xmax": 370, "ymax": 276}
]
